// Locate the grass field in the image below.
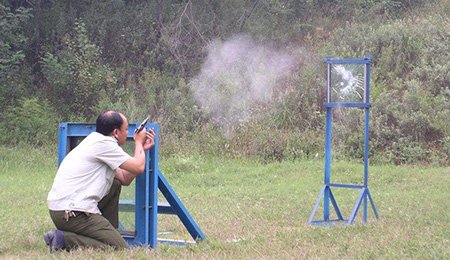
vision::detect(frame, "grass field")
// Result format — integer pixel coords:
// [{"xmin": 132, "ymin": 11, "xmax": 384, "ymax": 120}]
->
[{"xmin": 0, "ymin": 145, "xmax": 449, "ymax": 259}]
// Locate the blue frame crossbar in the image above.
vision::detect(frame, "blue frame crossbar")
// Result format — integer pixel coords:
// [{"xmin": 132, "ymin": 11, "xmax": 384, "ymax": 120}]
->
[
  {"xmin": 308, "ymin": 55, "xmax": 379, "ymax": 225},
  {"xmin": 57, "ymin": 122, "xmax": 205, "ymax": 247}
]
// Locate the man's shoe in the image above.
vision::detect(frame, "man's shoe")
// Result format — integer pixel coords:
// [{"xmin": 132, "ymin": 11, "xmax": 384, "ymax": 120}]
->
[{"xmin": 43, "ymin": 230, "xmax": 65, "ymax": 252}]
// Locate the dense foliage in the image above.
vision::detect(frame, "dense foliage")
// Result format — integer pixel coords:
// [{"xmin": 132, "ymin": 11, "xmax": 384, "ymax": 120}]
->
[{"xmin": 0, "ymin": 0, "xmax": 448, "ymax": 165}]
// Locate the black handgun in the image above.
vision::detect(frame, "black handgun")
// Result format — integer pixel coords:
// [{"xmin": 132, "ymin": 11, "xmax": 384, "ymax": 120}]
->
[{"xmin": 134, "ymin": 116, "xmax": 150, "ymax": 134}]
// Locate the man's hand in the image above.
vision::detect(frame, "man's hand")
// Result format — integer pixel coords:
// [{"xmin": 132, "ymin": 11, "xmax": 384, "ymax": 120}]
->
[
  {"xmin": 143, "ymin": 128, "xmax": 155, "ymax": 151},
  {"xmin": 133, "ymin": 127, "xmax": 155, "ymax": 150},
  {"xmin": 133, "ymin": 127, "xmax": 147, "ymax": 144}
]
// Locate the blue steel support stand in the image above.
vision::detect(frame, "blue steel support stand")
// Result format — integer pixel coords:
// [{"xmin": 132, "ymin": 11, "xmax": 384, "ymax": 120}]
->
[
  {"xmin": 57, "ymin": 122, "xmax": 205, "ymax": 247},
  {"xmin": 308, "ymin": 55, "xmax": 379, "ymax": 225}
]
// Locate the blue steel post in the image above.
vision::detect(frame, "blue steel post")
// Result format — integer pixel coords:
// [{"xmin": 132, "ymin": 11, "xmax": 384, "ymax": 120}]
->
[
  {"xmin": 348, "ymin": 188, "xmax": 366, "ymax": 224},
  {"xmin": 144, "ymin": 141, "xmax": 151, "ymax": 245},
  {"xmin": 57, "ymin": 122, "xmax": 68, "ymax": 166},
  {"xmin": 368, "ymin": 190, "xmax": 379, "ymax": 219},
  {"xmin": 363, "ymin": 58, "xmax": 371, "ymax": 188},
  {"xmin": 308, "ymin": 185, "xmax": 325, "ymax": 224},
  {"xmin": 149, "ymin": 124, "xmax": 159, "ymax": 248},
  {"xmin": 363, "ymin": 57, "xmax": 371, "ymax": 222},
  {"xmin": 324, "ymin": 107, "xmax": 332, "ymax": 221},
  {"xmin": 131, "ymin": 123, "xmax": 147, "ymax": 245},
  {"xmin": 363, "ymin": 110, "xmax": 369, "ymax": 222},
  {"xmin": 134, "ymin": 164, "xmax": 146, "ymax": 244},
  {"xmin": 323, "ymin": 61, "xmax": 332, "ymax": 221}
]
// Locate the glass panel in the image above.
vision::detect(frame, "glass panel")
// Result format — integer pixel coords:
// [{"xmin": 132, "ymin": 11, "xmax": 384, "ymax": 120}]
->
[{"xmin": 330, "ymin": 64, "xmax": 365, "ymax": 103}]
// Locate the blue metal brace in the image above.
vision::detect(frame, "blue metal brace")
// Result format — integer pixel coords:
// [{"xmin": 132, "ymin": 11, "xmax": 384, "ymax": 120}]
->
[
  {"xmin": 308, "ymin": 55, "xmax": 379, "ymax": 225},
  {"xmin": 57, "ymin": 122, "xmax": 205, "ymax": 247}
]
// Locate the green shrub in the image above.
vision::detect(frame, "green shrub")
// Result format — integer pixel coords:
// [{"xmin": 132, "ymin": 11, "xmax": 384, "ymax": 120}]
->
[
  {"xmin": 0, "ymin": 97, "xmax": 59, "ymax": 145},
  {"xmin": 391, "ymin": 138, "xmax": 428, "ymax": 164}
]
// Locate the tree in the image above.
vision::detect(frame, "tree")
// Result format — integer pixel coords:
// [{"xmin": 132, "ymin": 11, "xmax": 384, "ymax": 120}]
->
[
  {"xmin": 0, "ymin": 4, "xmax": 32, "ymax": 110},
  {"xmin": 41, "ymin": 19, "xmax": 116, "ymax": 119}
]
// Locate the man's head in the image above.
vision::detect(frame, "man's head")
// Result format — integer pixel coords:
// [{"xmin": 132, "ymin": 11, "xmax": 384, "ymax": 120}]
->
[{"xmin": 96, "ymin": 110, "xmax": 129, "ymax": 145}]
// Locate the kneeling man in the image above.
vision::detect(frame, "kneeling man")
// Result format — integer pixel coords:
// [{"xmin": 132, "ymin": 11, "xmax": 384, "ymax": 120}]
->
[{"xmin": 44, "ymin": 110, "xmax": 154, "ymax": 251}]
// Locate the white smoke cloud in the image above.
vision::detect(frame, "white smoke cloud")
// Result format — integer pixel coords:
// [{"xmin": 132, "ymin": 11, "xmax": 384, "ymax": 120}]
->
[{"xmin": 190, "ymin": 34, "xmax": 300, "ymax": 137}]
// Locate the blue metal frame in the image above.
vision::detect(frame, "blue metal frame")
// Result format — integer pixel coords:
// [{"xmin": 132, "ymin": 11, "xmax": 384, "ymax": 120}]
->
[
  {"xmin": 57, "ymin": 122, "xmax": 205, "ymax": 247},
  {"xmin": 309, "ymin": 55, "xmax": 379, "ymax": 225}
]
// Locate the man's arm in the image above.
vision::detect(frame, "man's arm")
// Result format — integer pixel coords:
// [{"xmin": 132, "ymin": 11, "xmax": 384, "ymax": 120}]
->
[
  {"xmin": 115, "ymin": 167, "xmax": 136, "ymax": 186},
  {"xmin": 119, "ymin": 140, "xmax": 146, "ymax": 174},
  {"xmin": 117, "ymin": 128, "xmax": 155, "ymax": 182}
]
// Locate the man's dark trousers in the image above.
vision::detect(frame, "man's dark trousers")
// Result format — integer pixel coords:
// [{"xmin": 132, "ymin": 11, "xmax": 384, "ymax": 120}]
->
[{"xmin": 49, "ymin": 179, "xmax": 128, "ymax": 250}]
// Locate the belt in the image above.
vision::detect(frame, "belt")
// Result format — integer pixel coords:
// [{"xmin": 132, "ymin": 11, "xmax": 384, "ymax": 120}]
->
[{"xmin": 64, "ymin": 210, "xmax": 91, "ymax": 221}]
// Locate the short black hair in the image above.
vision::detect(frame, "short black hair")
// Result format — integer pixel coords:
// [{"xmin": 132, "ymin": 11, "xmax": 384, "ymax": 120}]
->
[{"xmin": 96, "ymin": 110, "xmax": 124, "ymax": 136}]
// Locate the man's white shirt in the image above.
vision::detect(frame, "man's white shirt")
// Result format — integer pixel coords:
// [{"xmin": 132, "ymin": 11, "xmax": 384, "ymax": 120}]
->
[{"xmin": 47, "ymin": 132, "xmax": 131, "ymax": 214}]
